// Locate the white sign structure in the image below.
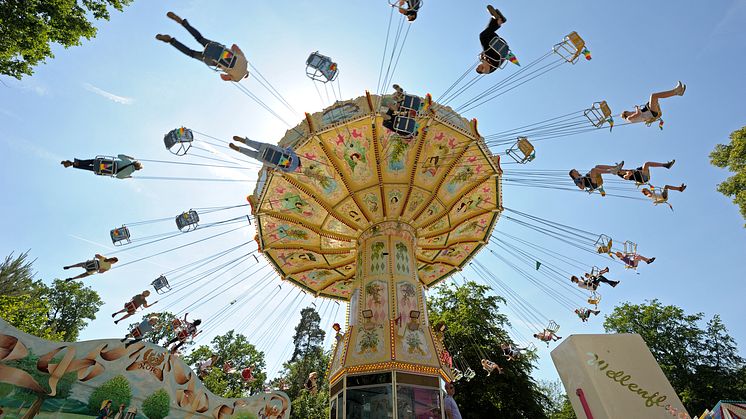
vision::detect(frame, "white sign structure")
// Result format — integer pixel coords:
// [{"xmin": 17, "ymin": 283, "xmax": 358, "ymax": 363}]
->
[{"xmin": 551, "ymin": 333, "xmax": 690, "ymax": 419}]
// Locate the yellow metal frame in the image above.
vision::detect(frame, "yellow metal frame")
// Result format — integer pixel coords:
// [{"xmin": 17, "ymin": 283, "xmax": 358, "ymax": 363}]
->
[{"xmin": 553, "ymin": 31, "xmax": 586, "ymax": 64}]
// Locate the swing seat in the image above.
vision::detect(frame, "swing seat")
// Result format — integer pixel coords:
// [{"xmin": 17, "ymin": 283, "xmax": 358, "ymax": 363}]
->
[
  {"xmin": 463, "ymin": 367, "xmax": 476, "ymax": 381},
  {"xmin": 262, "ymin": 147, "xmax": 297, "ymax": 172},
  {"xmin": 305, "ymin": 52, "xmax": 339, "ymax": 83},
  {"xmin": 588, "ymin": 292, "xmax": 602, "ymax": 307},
  {"xmin": 84, "ymin": 259, "xmax": 100, "ymax": 272},
  {"xmin": 595, "ymin": 234, "xmax": 613, "ymax": 255},
  {"xmin": 110, "ymin": 226, "xmax": 131, "ymax": 246},
  {"xmin": 241, "ymin": 368, "xmax": 255, "ymax": 382},
  {"xmin": 452, "ymin": 368, "xmax": 463, "ymax": 381},
  {"xmin": 164, "ymin": 127, "xmax": 194, "ymax": 156},
  {"xmin": 152, "ymin": 275, "xmax": 171, "ymax": 294},
  {"xmin": 622, "ymin": 240, "xmax": 637, "ymax": 256},
  {"xmin": 93, "ymin": 156, "xmax": 118, "ymax": 176},
  {"xmin": 388, "ymin": 0, "xmax": 423, "ymax": 10},
  {"xmin": 506, "ymin": 137, "xmax": 536, "ymax": 164},
  {"xmin": 392, "ymin": 116, "xmax": 417, "ymax": 137},
  {"xmin": 553, "ymin": 31, "xmax": 586, "ymax": 64},
  {"xmin": 203, "ymin": 42, "xmax": 237, "ymax": 70},
  {"xmin": 176, "ymin": 210, "xmax": 200, "ymax": 232},
  {"xmin": 546, "ymin": 320, "xmax": 560, "ymax": 333},
  {"xmin": 584, "ymin": 101, "xmax": 612, "ymax": 128},
  {"xmin": 400, "ymin": 94, "xmax": 422, "ymax": 113},
  {"xmin": 589, "ymin": 266, "xmax": 601, "ymax": 278},
  {"xmin": 482, "ymin": 36, "xmax": 509, "ymax": 70}
]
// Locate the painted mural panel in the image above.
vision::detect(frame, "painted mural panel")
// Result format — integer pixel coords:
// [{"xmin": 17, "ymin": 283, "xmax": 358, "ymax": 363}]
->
[{"xmin": 0, "ymin": 319, "xmax": 289, "ymax": 419}]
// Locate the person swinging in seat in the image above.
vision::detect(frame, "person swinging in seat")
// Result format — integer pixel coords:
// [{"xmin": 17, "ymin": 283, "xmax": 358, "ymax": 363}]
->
[
  {"xmin": 165, "ymin": 313, "xmax": 202, "ymax": 354},
  {"xmin": 396, "ymin": 0, "xmax": 421, "ymax": 22},
  {"xmin": 621, "ymin": 81, "xmax": 686, "ymax": 125},
  {"xmin": 500, "ymin": 343, "xmax": 528, "ymax": 361},
  {"xmin": 63, "ymin": 254, "xmax": 118, "ymax": 282},
  {"xmin": 641, "ymin": 183, "xmax": 687, "ymax": 210},
  {"xmin": 534, "ymin": 329, "xmax": 562, "ymax": 346},
  {"xmin": 121, "ymin": 315, "xmax": 159, "ymax": 347},
  {"xmin": 155, "ymin": 12, "xmax": 249, "ymax": 82},
  {"xmin": 112, "ymin": 290, "xmax": 158, "ymax": 324},
  {"xmin": 61, "ymin": 155, "xmax": 142, "ymax": 179},
  {"xmin": 230, "ymin": 136, "xmax": 301, "ymax": 172},
  {"xmin": 575, "ymin": 308, "xmax": 601, "ymax": 322},
  {"xmin": 569, "ymin": 161, "xmax": 624, "ymax": 196},
  {"xmin": 615, "ymin": 251, "xmax": 655, "ymax": 269},
  {"xmin": 617, "ymin": 160, "xmax": 676, "ymax": 185},
  {"xmin": 476, "ymin": 5, "xmax": 509, "ymax": 74},
  {"xmin": 481, "ymin": 359, "xmax": 503, "ymax": 376}
]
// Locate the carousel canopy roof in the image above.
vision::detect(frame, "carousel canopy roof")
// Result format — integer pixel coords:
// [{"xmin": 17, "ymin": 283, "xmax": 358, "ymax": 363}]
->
[{"xmin": 251, "ymin": 92, "xmax": 503, "ymax": 300}]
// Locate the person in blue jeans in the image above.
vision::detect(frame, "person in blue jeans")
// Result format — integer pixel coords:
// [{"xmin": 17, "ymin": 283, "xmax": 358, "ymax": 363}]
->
[
  {"xmin": 155, "ymin": 12, "xmax": 249, "ymax": 82},
  {"xmin": 61, "ymin": 154, "xmax": 142, "ymax": 179},
  {"xmin": 230, "ymin": 136, "xmax": 301, "ymax": 172}
]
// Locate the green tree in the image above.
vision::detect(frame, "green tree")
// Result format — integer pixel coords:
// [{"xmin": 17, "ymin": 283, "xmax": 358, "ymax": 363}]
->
[
  {"xmin": 45, "ymin": 279, "xmax": 103, "ymax": 341},
  {"xmin": 183, "ymin": 330, "xmax": 266, "ymax": 397},
  {"xmin": 87, "ymin": 375, "xmax": 132, "ymax": 416},
  {"xmin": 2, "ymin": 351, "xmax": 76, "ymax": 419},
  {"xmin": 0, "ymin": 0, "xmax": 133, "ymax": 79},
  {"xmin": 428, "ymin": 281, "xmax": 550, "ymax": 418},
  {"xmin": 291, "ymin": 390, "xmax": 329, "ymax": 419},
  {"xmin": 141, "ymin": 389, "xmax": 170, "ymax": 419},
  {"xmin": 0, "ymin": 251, "xmax": 43, "ymax": 297},
  {"xmin": 0, "ymin": 294, "xmax": 61, "ymax": 340},
  {"xmin": 604, "ymin": 300, "xmax": 746, "ymax": 414},
  {"xmin": 291, "ymin": 307, "xmax": 326, "ymax": 362},
  {"xmin": 274, "ymin": 306, "xmax": 330, "ymax": 419},
  {"xmin": 540, "ymin": 380, "xmax": 577, "ymax": 419},
  {"xmin": 710, "ymin": 126, "xmax": 746, "ymax": 226}
]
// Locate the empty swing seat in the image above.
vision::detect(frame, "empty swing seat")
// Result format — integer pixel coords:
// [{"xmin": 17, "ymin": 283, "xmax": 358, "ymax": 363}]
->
[
  {"xmin": 110, "ymin": 226, "xmax": 131, "ymax": 246},
  {"xmin": 506, "ymin": 137, "xmax": 535, "ymax": 164},
  {"xmin": 584, "ymin": 101, "xmax": 612, "ymax": 127},
  {"xmin": 164, "ymin": 127, "xmax": 194, "ymax": 156},
  {"xmin": 305, "ymin": 52, "xmax": 338, "ymax": 83},
  {"xmin": 546, "ymin": 320, "xmax": 560, "ymax": 333},
  {"xmin": 553, "ymin": 31, "xmax": 586, "ymax": 64},
  {"xmin": 152, "ymin": 275, "xmax": 171, "ymax": 294},
  {"xmin": 176, "ymin": 210, "xmax": 200, "ymax": 232}
]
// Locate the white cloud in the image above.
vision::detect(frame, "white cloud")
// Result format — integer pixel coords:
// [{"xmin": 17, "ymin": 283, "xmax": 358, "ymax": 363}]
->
[{"xmin": 82, "ymin": 82, "xmax": 134, "ymax": 105}]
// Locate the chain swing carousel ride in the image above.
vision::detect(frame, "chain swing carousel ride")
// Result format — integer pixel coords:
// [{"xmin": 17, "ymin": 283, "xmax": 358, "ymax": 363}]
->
[{"xmin": 12, "ymin": 3, "xmax": 692, "ymax": 418}]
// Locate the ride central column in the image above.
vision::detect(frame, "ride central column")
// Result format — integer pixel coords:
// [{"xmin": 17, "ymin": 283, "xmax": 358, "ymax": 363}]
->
[{"xmin": 328, "ymin": 221, "xmax": 451, "ymax": 418}]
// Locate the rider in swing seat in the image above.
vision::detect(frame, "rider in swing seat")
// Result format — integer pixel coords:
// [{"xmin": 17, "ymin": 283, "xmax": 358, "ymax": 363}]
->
[
  {"xmin": 229, "ymin": 136, "xmax": 301, "ymax": 172},
  {"xmin": 155, "ymin": 12, "xmax": 249, "ymax": 82},
  {"xmin": 61, "ymin": 154, "xmax": 142, "ymax": 179},
  {"xmin": 476, "ymin": 5, "xmax": 508, "ymax": 74}
]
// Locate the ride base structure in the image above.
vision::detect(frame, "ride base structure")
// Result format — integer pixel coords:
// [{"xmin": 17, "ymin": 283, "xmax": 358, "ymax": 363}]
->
[{"xmin": 250, "ymin": 91, "xmax": 503, "ymax": 418}]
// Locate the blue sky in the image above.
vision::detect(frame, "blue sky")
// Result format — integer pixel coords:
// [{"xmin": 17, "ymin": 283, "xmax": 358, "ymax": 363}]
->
[{"xmin": 1, "ymin": 0, "xmax": 745, "ymax": 385}]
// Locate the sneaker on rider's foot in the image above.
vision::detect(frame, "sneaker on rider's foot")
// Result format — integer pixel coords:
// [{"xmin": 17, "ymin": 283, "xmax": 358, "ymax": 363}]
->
[
  {"xmin": 487, "ymin": 5, "xmax": 506, "ymax": 23},
  {"xmin": 166, "ymin": 11, "xmax": 183, "ymax": 24},
  {"xmin": 155, "ymin": 34, "xmax": 172, "ymax": 43}
]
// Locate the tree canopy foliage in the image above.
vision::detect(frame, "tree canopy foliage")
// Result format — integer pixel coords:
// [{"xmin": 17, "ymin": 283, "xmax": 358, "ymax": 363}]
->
[
  {"xmin": 0, "ymin": 0, "xmax": 133, "ymax": 79},
  {"xmin": 604, "ymin": 299, "xmax": 746, "ymax": 414},
  {"xmin": 0, "ymin": 251, "xmax": 102, "ymax": 342},
  {"xmin": 184, "ymin": 330, "xmax": 266, "ymax": 398},
  {"xmin": 710, "ymin": 126, "xmax": 746, "ymax": 226},
  {"xmin": 428, "ymin": 281, "xmax": 550, "ymax": 418}
]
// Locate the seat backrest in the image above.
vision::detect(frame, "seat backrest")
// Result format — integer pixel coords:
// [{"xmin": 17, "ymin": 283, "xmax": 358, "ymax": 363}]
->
[
  {"xmin": 489, "ymin": 36, "xmax": 510, "ymax": 58},
  {"xmin": 517, "ymin": 138, "xmax": 534, "ymax": 155}
]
